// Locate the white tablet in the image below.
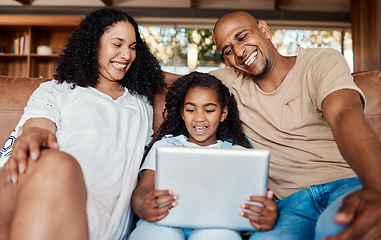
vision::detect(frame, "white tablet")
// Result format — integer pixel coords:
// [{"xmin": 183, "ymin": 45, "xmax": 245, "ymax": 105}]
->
[{"xmin": 155, "ymin": 146, "xmax": 270, "ymax": 231}]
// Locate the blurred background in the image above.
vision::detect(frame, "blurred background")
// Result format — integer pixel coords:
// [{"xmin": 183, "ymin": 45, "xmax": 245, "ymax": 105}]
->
[{"xmin": 1, "ymin": 0, "xmax": 379, "ymax": 75}]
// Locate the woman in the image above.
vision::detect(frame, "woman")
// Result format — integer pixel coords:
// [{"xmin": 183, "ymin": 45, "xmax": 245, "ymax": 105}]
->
[{"xmin": 0, "ymin": 8, "xmax": 164, "ymax": 240}]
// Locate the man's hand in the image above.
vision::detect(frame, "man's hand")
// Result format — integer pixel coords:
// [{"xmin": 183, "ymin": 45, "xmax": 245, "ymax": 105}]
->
[
  {"xmin": 325, "ymin": 189, "xmax": 381, "ymax": 240},
  {"xmin": 5, "ymin": 125, "xmax": 58, "ymax": 184}
]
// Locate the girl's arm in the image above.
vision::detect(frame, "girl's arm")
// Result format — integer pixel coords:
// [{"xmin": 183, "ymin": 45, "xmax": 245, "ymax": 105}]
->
[
  {"xmin": 131, "ymin": 169, "xmax": 178, "ymax": 222},
  {"xmin": 239, "ymin": 190, "xmax": 278, "ymax": 231},
  {"xmin": 5, "ymin": 118, "xmax": 58, "ymax": 183}
]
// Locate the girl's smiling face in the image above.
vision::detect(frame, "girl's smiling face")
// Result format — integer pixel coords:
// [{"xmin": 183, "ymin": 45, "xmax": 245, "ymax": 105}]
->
[{"xmin": 181, "ymin": 86, "xmax": 228, "ymax": 147}]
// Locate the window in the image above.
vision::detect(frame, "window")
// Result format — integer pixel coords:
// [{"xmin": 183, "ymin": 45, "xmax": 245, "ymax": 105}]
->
[
  {"xmin": 139, "ymin": 25, "xmax": 353, "ymax": 74},
  {"xmin": 140, "ymin": 26, "xmax": 222, "ymax": 74},
  {"xmin": 271, "ymin": 29, "xmax": 353, "ymax": 72}
]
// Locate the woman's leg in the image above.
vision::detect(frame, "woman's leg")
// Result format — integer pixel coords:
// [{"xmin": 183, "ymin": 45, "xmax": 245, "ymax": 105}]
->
[
  {"xmin": 129, "ymin": 220, "xmax": 185, "ymax": 240},
  {"xmin": 188, "ymin": 228, "xmax": 242, "ymax": 240},
  {"xmin": 0, "ymin": 149, "xmax": 88, "ymax": 240}
]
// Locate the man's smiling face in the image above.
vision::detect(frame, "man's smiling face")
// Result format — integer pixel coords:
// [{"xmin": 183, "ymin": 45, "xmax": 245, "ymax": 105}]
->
[{"xmin": 214, "ymin": 12, "xmax": 274, "ymax": 79}]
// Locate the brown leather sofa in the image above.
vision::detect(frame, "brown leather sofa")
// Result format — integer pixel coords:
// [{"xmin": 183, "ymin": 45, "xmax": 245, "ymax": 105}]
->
[{"xmin": 1, "ymin": 70, "xmax": 381, "ymax": 147}]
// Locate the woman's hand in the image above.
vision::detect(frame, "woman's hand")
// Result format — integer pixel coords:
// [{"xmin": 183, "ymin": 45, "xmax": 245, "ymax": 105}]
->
[
  {"xmin": 5, "ymin": 118, "xmax": 58, "ymax": 184},
  {"xmin": 139, "ymin": 189, "xmax": 178, "ymax": 222},
  {"xmin": 240, "ymin": 190, "xmax": 278, "ymax": 231}
]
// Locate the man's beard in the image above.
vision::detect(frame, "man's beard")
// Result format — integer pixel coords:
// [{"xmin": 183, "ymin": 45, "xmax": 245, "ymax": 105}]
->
[{"xmin": 249, "ymin": 58, "xmax": 271, "ymax": 79}]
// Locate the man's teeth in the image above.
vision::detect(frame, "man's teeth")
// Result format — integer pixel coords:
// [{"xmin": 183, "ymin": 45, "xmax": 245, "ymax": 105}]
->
[
  {"xmin": 112, "ymin": 62, "xmax": 127, "ymax": 69},
  {"xmin": 244, "ymin": 51, "xmax": 258, "ymax": 66}
]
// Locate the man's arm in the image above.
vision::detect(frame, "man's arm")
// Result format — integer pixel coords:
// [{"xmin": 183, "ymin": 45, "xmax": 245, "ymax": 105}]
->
[
  {"xmin": 163, "ymin": 72, "xmax": 182, "ymax": 86},
  {"xmin": 322, "ymin": 89, "xmax": 381, "ymax": 240},
  {"xmin": 322, "ymin": 89, "xmax": 381, "ymax": 191}
]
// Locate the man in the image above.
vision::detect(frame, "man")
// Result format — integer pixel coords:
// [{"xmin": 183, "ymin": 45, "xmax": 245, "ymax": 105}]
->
[{"xmin": 211, "ymin": 11, "xmax": 381, "ymax": 240}]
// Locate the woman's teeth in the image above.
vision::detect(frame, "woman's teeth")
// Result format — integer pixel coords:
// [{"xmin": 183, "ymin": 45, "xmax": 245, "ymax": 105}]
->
[{"xmin": 112, "ymin": 62, "xmax": 127, "ymax": 69}]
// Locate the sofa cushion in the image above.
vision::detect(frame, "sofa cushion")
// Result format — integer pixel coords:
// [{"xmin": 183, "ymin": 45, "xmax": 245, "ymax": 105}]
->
[{"xmin": 0, "ymin": 75, "xmax": 51, "ymax": 145}]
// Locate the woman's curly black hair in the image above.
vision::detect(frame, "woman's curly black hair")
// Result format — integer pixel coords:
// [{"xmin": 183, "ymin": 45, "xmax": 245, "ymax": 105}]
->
[
  {"xmin": 54, "ymin": 8, "xmax": 164, "ymax": 105},
  {"xmin": 155, "ymin": 72, "xmax": 251, "ymax": 148}
]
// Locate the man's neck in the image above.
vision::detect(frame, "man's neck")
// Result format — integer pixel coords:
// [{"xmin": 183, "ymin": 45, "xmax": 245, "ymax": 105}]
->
[{"xmin": 253, "ymin": 55, "xmax": 296, "ymax": 93}]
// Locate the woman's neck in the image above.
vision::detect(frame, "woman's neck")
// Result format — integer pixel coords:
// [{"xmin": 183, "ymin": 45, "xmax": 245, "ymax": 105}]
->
[{"xmin": 95, "ymin": 81, "xmax": 124, "ymax": 100}]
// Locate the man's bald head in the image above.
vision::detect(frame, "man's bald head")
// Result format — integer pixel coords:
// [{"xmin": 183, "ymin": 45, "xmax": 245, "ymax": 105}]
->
[{"xmin": 213, "ymin": 11, "xmax": 258, "ymax": 38}]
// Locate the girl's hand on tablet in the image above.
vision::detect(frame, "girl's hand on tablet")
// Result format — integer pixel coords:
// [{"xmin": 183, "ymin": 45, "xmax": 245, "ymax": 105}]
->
[
  {"xmin": 141, "ymin": 189, "xmax": 178, "ymax": 222},
  {"xmin": 240, "ymin": 190, "xmax": 278, "ymax": 231}
]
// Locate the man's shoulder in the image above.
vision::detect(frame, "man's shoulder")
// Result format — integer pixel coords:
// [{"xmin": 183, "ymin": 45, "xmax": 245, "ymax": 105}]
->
[
  {"xmin": 298, "ymin": 47, "xmax": 343, "ymax": 61},
  {"xmin": 210, "ymin": 67, "xmax": 236, "ymax": 77},
  {"xmin": 209, "ymin": 67, "xmax": 245, "ymax": 87}
]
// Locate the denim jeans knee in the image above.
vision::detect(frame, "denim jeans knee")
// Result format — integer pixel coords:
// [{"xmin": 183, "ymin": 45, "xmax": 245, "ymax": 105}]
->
[
  {"xmin": 314, "ymin": 179, "xmax": 362, "ymax": 240},
  {"xmin": 250, "ymin": 177, "xmax": 362, "ymax": 240},
  {"xmin": 129, "ymin": 221, "xmax": 185, "ymax": 240}
]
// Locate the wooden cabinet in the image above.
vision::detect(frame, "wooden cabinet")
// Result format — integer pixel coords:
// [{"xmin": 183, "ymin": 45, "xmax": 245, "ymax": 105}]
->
[{"xmin": 0, "ymin": 15, "xmax": 83, "ymax": 78}]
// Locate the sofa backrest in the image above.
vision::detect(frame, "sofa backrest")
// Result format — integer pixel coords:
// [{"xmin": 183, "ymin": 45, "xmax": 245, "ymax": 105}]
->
[
  {"xmin": 1, "ymin": 70, "xmax": 381, "ymax": 147},
  {"xmin": 352, "ymin": 70, "xmax": 381, "ymax": 143},
  {"xmin": 0, "ymin": 76, "xmax": 51, "ymax": 145}
]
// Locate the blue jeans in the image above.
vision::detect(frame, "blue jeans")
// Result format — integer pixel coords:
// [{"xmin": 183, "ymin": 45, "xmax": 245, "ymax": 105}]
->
[
  {"xmin": 249, "ymin": 177, "xmax": 362, "ymax": 240},
  {"xmin": 129, "ymin": 220, "xmax": 242, "ymax": 240}
]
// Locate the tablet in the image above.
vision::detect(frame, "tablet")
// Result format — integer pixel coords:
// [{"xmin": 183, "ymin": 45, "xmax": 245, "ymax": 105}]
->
[{"xmin": 155, "ymin": 146, "xmax": 270, "ymax": 231}]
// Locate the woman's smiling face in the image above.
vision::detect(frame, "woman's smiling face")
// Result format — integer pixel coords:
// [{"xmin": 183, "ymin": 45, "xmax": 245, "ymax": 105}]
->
[{"xmin": 97, "ymin": 21, "xmax": 137, "ymax": 84}]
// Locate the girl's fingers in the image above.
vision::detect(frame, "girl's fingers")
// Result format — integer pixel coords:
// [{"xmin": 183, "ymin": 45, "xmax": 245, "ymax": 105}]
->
[
  {"xmin": 151, "ymin": 212, "xmax": 171, "ymax": 222},
  {"xmin": 152, "ymin": 189, "xmax": 174, "ymax": 198},
  {"xmin": 143, "ymin": 190, "xmax": 178, "ymax": 219},
  {"xmin": 267, "ymin": 190, "xmax": 274, "ymax": 199},
  {"xmin": 152, "ymin": 199, "xmax": 177, "ymax": 216},
  {"xmin": 241, "ymin": 202, "xmax": 266, "ymax": 215},
  {"xmin": 153, "ymin": 194, "xmax": 178, "ymax": 208},
  {"xmin": 239, "ymin": 210, "xmax": 276, "ymax": 231},
  {"xmin": 144, "ymin": 193, "xmax": 178, "ymax": 222},
  {"xmin": 245, "ymin": 195, "xmax": 277, "ymax": 212},
  {"xmin": 249, "ymin": 221, "xmax": 274, "ymax": 231}
]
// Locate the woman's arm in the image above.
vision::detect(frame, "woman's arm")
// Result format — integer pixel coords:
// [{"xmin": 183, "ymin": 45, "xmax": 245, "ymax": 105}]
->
[{"xmin": 5, "ymin": 118, "xmax": 58, "ymax": 183}]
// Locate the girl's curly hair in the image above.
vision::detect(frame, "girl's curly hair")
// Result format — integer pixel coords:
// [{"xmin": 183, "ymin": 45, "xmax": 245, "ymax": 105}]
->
[
  {"xmin": 54, "ymin": 8, "xmax": 164, "ymax": 105},
  {"xmin": 155, "ymin": 72, "xmax": 251, "ymax": 148}
]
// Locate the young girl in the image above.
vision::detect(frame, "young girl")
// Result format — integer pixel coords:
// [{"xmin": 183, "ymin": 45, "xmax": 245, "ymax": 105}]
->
[
  {"xmin": 129, "ymin": 72, "xmax": 277, "ymax": 240},
  {"xmin": 0, "ymin": 8, "xmax": 164, "ymax": 240}
]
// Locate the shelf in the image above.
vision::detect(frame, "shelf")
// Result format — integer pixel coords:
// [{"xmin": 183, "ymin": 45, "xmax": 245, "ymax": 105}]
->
[
  {"xmin": 0, "ymin": 54, "xmax": 28, "ymax": 57},
  {"xmin": 0, "ymin": 15, "xmax": 83, "ymax": 78},
  {"xmin": 30, "ymin": 53, "xmax": 60, "ymax": 57}
]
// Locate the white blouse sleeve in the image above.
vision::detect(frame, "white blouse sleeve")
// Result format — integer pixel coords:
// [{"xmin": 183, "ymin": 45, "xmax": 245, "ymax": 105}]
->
[
  {"xmin": 0, "ymin": 80, "xmax": 63, "ymax": 167},
  {"xmin": 15, "ymin": 80, "xmax": 63, "ymax": 136}
]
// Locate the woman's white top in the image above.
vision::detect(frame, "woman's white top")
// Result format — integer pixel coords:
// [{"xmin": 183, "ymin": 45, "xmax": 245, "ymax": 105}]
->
[{"xmin": 1, "ymin": 80, "xmax": 153, "ymax": 239}]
